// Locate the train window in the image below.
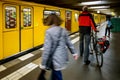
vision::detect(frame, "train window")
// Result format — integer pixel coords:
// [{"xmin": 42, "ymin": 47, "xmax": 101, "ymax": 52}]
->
[
  {"xmin": 66, "ymin": 11, "xmax": 71, "ymax": 20},
  {"xmin": 56, "ymin": 11, "xmax": 60, "ymax": 16},
  {"xmin": 5, "ymin": 6, "xmax": 16, "ymax": 29},
  {"xmin": 75, "ymin": 13, "xmax": 79, "ymax": 22},
  {"xmin": 23, "ymin": 8, "xmax": 31, "ymax": 27},
  {"xmin": 44, "ymin": 10, "xmax": 60, "ymax": 18},
  {"xmin": 95, "ymin": 16, "xmax": 98, "ymax": 19}
]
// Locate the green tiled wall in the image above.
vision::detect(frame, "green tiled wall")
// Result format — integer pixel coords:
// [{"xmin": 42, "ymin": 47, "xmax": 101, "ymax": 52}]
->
[{"xmin": 111, "ymin": 18, "xmax": 120, "ymax": 32}]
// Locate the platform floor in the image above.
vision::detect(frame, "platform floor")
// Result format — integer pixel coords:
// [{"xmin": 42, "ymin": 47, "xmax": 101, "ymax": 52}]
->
[{"xmin": 0, "ymin": 22, "xmax": 120, "ymax": 80}]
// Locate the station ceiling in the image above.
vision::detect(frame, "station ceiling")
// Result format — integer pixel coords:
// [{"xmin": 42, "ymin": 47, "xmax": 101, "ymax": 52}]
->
[{"xmin": 23, "ymin": 0, "xmax": 120, "ymax": 16}]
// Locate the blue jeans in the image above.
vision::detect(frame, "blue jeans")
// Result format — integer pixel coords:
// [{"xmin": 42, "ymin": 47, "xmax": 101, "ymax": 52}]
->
[
  {"xmin": 80, "ymin": 33, "xmax": 91, "ymax": 62},
  {"xmin": 51, "ymin": 70, "xmax": 63, "ymax": 80}
]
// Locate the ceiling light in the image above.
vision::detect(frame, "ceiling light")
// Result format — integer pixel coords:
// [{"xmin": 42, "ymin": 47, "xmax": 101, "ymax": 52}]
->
[
  {"xmin": 97, "ymin": 10, "xmax": 100, "ymax": 13},
  {"xmin": 80, "ymin": 1, "xmax": 108, "ymax": 6},
  {"xmin": 89, "ymin": 6, "xmax": 110, "ymax": 9},
  {"xmin": 96, "ymin": 9, "xmax": 109, "ymax": 11}
]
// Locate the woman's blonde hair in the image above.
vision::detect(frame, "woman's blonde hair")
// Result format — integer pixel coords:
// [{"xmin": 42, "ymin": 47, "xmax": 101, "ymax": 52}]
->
[{"xmin": 43, "ymin": 14, "xmax": 63, "ymax": 26}]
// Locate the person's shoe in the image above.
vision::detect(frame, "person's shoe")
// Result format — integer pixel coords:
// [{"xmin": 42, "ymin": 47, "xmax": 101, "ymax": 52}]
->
[
  {"xmin": 80, "ymin": 53, "xmax": 83, "ymax": 57},
  {"xmin": 80, "ymin": 54, "xmax": 83, "ymax": 57},
  {"xmin": 84, "ymin": 60, "xmax": 91, "ymax": 65}
]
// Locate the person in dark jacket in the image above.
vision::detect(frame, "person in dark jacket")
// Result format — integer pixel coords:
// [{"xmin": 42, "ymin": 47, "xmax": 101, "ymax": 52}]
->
[{"xmin": 78, "ymin": 6, "xmax": 98, "ymax": 65}]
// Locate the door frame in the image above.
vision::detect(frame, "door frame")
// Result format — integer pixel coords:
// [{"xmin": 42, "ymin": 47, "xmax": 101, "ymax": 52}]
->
[
  {"xmin": 20, "ymin": 6, "xmax": 34, "ymax": 51},
  {"xmin": 2, "ymin": 4, "xmax": 20, "ymax": 58}
]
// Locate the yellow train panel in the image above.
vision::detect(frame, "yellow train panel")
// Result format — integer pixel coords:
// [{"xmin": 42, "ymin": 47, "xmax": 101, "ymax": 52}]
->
[
  {"xmin": 33, "ymin": 6, "xmax": 45, "ymax": 46},
  {"xmin": 94, "ymin": 13, "xmax": 99, "ymax": 24},
  {"xmin": 20, "ymin": 6, "xmax": 34, "ymax": 51},
  {"xmin": 2, "ymin": 0, "xmax": 43, "ymax": 6},
  {"xmin": 3, "ymin": 31, "xmax": 19, "ymax": 58},
  {"xmin": 71, "ymin": 10, "xmax": 79, "ymax": 33},
  {"xmin": 45, "ymin": 7, "xmax": 60, "ymax": 11},
  {"xmin": 2, "ymin": 4, "xmax": 20, "ymax": 59},
  {"xmin": 97, "ymin": 14, "xmax": 101, "ymax": 24},
  {"xmin": 60, "ymin": 9, "xmax": 65, "ymax": 28},
  {"xmin": 100, "ymin": 15, "xmax": 106, "ymax": 23},
  {"xmin": 21, "ymin": 29, "xmax": 33, "ymax": 51},
  {"xmin": 0, "ymin": 2, "xmax": 3, "ymax": 59}
]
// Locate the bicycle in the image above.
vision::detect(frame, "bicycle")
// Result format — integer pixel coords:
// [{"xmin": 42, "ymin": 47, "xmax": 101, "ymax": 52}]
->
[{"xmin": 90, "ymin": 30, "xmax": 103, "ymax": 67}]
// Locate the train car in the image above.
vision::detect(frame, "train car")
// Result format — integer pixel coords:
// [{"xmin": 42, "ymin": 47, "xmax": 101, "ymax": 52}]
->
[
  {"xmin": 100, "ymin": 15, "xmax": 106, "ymax": 23},
  {"xmin": 0, "ymin": 0, "xmax": 106, "ymax": 61},
  {"xmin": 92, "ymin": 13, "xmax": 106, "ymax": 25},
  {"xmin": 0, "ymin": 0, "xmax": 80, "ymax": 60}
]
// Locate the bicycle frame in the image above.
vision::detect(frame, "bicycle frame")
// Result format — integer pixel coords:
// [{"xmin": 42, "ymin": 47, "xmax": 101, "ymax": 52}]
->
[{"xmin": 90, "ymin": 30, "xmax": 103, "ymax": 67}]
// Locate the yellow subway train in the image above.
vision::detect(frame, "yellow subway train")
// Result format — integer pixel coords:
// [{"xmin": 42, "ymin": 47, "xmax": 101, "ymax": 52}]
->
[{"xmin": 0, "ymin": 0, "xmax": 106, "ymax": 60}]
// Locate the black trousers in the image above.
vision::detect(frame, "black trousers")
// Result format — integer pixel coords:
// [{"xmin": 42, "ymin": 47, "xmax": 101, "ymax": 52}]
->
[{"xmin": 105, "ymin": 27, "xmax": 110, "ymax": 36}]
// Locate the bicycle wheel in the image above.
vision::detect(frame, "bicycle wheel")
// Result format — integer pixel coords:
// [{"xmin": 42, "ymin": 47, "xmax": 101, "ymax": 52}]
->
[
  {"xmin": 95, "ymin": 44, "xmax": 103, "ymax": 67},
  {"xmin": 90, "ymin": 35, "xmax": 95, "ymax": 54}
]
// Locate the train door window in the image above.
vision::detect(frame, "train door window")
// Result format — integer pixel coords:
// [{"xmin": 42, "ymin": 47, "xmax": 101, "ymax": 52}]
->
[
  {"xmin": 5, "ymin": 6, "xmax": 16, "ymax": 29},
  {"xmin": 44, "ymin": 10, "xmax": 60, "ymax": 18},
  {"xmin": 75, "ymin": 13, "xmax": 79, "ymax": 22},
  {"xmin": 65, "ymin": 10, "xmax": 72, "ymax": 31},
  {"xmin": 22, "ymin": 8, "xmax": 32, "ymax": 27},
  {"xmin": 56, "ymin": 11, "xmax": 60, "ymax": 16}
]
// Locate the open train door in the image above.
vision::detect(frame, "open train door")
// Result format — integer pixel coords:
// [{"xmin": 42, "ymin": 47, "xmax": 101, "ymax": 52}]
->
[
  {"xmin": 65, "ymin": 10, "xmax": 72, "ymax": 32},
  {"xmin": 20, "ymin": 6, "xmax": 34, "ymax": 51}
]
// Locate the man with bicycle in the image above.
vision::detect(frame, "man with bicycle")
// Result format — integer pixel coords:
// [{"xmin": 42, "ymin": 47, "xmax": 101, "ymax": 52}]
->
[{"xmin": 78, "ymin": 6, "xmax": 98, "ymax": 65}]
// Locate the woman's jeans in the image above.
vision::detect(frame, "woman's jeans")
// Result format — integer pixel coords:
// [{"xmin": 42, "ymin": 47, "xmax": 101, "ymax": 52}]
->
[
  {"xmin": 80, "ymin": 33, "xmax": 91, "ymax": 62},
  {"xmin": 51, "ymin": 70, "xmax": 63, "ymax": 80}
]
